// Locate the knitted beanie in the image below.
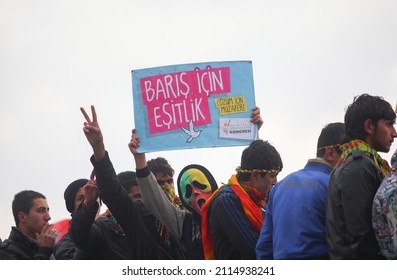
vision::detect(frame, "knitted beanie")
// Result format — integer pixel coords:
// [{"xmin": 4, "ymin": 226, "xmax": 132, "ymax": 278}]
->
[{"xmin": 64, "ymin": 179, "xmax": 88, "ymax": 213}]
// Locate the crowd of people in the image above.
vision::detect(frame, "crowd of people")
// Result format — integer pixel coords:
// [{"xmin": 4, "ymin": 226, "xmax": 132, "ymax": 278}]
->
[{"xmin": 0, "ymin": 93, "xmax": 396, "ymax": 260}]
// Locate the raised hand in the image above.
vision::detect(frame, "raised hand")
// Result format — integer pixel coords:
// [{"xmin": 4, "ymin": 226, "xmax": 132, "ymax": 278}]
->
[
  {"xmin": 35, "ymin": 224, "xmax": 57, "ymax": 249},
  {"xmin": 128, "ymin": 129, "xmax": 140, "ymax": 155},
  {"xmin": 80, "ymin": 105, "xmax": 106, "ymax": 160},
  {"xmin": 128, "ymin": 129, "xmax": 147, "ymax": 169},
  {"xmin": 250, "ymin": 106, "xmax": 263, "ymax": 130},
  {"xmin": 83, "ymin": 179, "xmax": 99, "ymax": 209}
]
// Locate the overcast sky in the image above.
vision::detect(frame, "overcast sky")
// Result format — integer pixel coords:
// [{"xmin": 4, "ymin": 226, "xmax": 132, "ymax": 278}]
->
[{"xmin": 1, "ymin": 0, "xmax": 396, "ymax": 240}]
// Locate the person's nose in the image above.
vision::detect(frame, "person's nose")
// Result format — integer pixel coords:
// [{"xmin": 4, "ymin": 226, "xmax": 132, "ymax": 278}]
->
[{"xmin": 392, "ymin": 126, "xmax": 397, "ymax": 138}]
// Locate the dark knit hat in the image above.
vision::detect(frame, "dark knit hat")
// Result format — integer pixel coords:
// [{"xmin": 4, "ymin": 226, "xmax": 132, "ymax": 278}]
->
[{"xmin": 64, "ymin": 179, "xmax": 88, "ymax": 213}]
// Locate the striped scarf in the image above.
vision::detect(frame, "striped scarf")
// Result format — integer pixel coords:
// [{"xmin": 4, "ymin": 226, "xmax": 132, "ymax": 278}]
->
[
  {"xmin": 201, "ymin": 174, "xmax": 265, "ymax": 260},
  {"xmin": 336, "ymin": 139, "xmax": 391, "ymax": 177},
  {"xmin": 158, "ymin": 183, "xmax": 185, "ymax": 246}
]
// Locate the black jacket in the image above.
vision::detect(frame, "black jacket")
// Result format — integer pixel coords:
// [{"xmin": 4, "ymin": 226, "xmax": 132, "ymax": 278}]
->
[
  {"xmin": 326, "ymin": 150, "xmax": 385, "ymax": 259},
  {"xmin": 0, "ymin": 227, "xmax": 53, "ymax": 260},
  {"xmin": 54, "ymin": 232, "xmax": 89, "ymax": 260},
  {"xmin": 70, "ymin": 204, "xmax": 133, "ymax": 259},
  {"xmin": 81, "ymin": 152, "xmax": 185, "ymax": 259}
]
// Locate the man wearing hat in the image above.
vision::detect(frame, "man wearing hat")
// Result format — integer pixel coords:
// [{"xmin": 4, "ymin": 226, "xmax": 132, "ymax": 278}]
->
[{"xmin": 53, "ymin": 178, "xmax": 94, "ymax": 259}]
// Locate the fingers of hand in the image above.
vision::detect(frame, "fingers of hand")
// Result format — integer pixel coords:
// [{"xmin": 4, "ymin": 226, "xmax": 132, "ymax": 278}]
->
[
  {"xmin": 41, "ymin": 224, "xmax": 57, "ymax": 238},
  {"xmin": 91, "ymin": 105, "xmax": 97, "ymax": 122},
  {"xmin": 81, "ymin": 107, "xmax": 91, "ymax": 123},
  {"xmin": 90, "ymin": 169, "xmax": 96, "ymax": 181}
]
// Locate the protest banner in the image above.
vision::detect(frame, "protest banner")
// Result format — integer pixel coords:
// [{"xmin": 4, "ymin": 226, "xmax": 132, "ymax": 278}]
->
[{"xmin": 132, "ymin": 60, "xmax": 257, "ymax": 152}]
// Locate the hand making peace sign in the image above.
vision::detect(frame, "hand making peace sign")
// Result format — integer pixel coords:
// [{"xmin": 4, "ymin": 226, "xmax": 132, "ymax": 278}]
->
[{"xmin": 80, "ymin": 105, "xmax": 106, "ymax": 160}]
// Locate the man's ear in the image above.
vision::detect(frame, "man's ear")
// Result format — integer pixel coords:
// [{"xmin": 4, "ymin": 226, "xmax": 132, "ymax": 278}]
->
[
  {"xmin": 250, "ymin": 171, "xmax": 259, "ymax": 183},
  {"xmin": 363, "ymin": 119, "xmax": 375, "ymax": 135},
  {"xmin": 18, "ymin": 211, "xmax": 27, "ymax": 224}
]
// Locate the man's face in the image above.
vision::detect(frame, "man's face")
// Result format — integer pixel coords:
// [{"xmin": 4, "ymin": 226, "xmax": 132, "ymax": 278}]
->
[
  {"xmin": 155, "ymin": 173, "xmax": 174, "ymax": 187},
  {"xmin": 129, "ymin": 185, "xmax": 143, "ymax": 201},
  {"xmin": 73, "ymin": 187, "xmax": 85, "ymax": 211},
  {"xmin": 370, "ymin": 119, "xmax": 397, "ymax": 153},
  {"xmin": 155, "ymin": 172, "xmax": 177, "ymax": 204},
  {"xmin": 21, "ymin": 198, "xmax": 51, "ymax": 238},
  {"xmin": 255, "ymin": 172, "xmax": 278, "ymax": 197}
]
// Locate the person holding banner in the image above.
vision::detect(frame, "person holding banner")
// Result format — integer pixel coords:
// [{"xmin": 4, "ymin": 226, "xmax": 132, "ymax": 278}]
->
[
  {"xmin": 128, "ymin": 106, "xmax": 264, "ymax": 259},
  {"xmin": 201, "ymin": 139, "xmax": 283, "ymax": 259}
]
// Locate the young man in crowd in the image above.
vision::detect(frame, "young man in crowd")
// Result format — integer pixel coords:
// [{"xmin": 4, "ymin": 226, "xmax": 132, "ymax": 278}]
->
[
  {"xmin": 128, "ymin": 107, "xmax": 263, "ymax": 259},
  {"xmin": 0, "ymin": 190, "xmax": 57, "ymax": 259},
  {"xmin": 80, "ymin": 105, "xmax": 185, "ymax": 259},
  {"xmin": 256, "ymin": 122, "xmax": 347, "ymax": 259},
  {"xmin": 326, "ymin": 94, "xmax": 396, "ymax": 259},
  {"xmin": 201, "ymin": 139, "xmax": 283, "ymax": 259}
]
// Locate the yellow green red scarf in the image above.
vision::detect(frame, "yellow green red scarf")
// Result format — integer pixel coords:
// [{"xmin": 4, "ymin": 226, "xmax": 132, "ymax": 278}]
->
[
  {"xmin": 158, "ymin": 183, "xmax": 185, "ymax": 245},
  {"xmin": 336, "ymin": 139, "xmax": 391, "ymax": 177},
  {"xmin": 201, "ymin": 174, "xmax": 265, "ymax": 260}
]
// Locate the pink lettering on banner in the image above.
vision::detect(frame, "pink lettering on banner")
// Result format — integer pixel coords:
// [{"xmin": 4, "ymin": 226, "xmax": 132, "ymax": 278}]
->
[
  {"xmin": 140, "ymin": 67, "xmax": 231, "ymax": 104},
  {"xmin": 147, "ymin": 96, "xmax": 211, "ymax": 134},
  {"xmin": 140, "ymin": 66, "xmax": 231, "ymax": 134}
]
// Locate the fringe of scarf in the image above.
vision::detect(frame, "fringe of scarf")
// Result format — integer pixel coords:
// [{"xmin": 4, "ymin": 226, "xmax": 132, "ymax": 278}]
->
[
  {"xmin": 158, "ymin": 183, "xmax": 185, "ymax": 246},
  {"xmin": 337, "ymin": 139, "xmax": 391, "ymax": 177}
]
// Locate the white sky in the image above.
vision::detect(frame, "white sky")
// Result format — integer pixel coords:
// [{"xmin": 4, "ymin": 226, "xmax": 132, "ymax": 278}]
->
[{"xmin": 1, "ymin": 0, "xmax": 396, "ymax": 241}]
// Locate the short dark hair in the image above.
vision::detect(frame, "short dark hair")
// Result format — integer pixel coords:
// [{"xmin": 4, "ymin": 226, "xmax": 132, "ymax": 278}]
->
[
  {"xmin": 316, "ymin": 122, "xmax": 348, "ymax": 157},
  {"xmin": 147, "ymin": 157, "xmax": 174, "ymax": 177},
  {"xmin": 12, "ymin": 190, "xmax": 46, "ymax": 227},
  {"xmin": 117, "ymin": 171, "xmax": 138, "ymax": 193},
  {"xmin": 237, "ymin": 140, "xmax": 283, "ymax": 181},
  {"xmin": 345, "ymin": 94, "xmax": 396, "ymax": 140}
]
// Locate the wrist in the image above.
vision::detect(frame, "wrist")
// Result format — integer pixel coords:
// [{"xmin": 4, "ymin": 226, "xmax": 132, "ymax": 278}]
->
[
  {"xmin": 134, "ymin": 153, "xmax": 147, "ymax": 169},
  {"xmin": 93, "ymin": 144, "xmax": 106, "ymax": 160}
]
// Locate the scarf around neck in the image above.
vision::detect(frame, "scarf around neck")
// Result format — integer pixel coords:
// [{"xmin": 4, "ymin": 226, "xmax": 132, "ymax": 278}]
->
[
  {"xmin": 337, "ymin": 139, "xmax": 391, "ymax": 177},
  {"xmin": 201, "ymin": 174, "xmax": 265, "ymax": 260}
]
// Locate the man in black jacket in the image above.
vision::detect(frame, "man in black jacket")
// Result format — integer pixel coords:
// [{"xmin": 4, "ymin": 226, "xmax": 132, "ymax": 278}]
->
[
  {"xmin": 78, "ymin": 105, "xmax": 185, "ymax": 259},
  {"xmin": 0, "ymin": 190, "xmax": 57, "ymax": 259},
  {"xmin": 326, "ymin": 94, "xmax": 397, "ymax": 259}
]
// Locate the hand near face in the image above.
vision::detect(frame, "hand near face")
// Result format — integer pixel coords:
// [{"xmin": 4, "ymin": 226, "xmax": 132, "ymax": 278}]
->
[
  {"xmin": 83, "ymin": 179, "xmax": 99, "ymax": 209},
  {"xmin": 80, "ymin": 105, "xmax": 106, "ymax": 160},
  {"xmin": 35, "ymin": 224, "xmax": 57, "ymax": 249}
]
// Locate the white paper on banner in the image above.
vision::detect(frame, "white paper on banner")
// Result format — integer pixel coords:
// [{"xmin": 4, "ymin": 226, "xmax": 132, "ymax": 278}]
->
[{"xmin": 219, "ymin": 118, "xmax": 254, "ymax": 140}]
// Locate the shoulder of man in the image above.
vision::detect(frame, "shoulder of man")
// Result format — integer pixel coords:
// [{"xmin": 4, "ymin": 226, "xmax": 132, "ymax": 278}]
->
[
  {"xmin": 0, "ymin": 239, "xmax": 20, "ymax": 259},
  {"xmin": 210, "ymin": 186, "xmax": 241, "ymax": 210},
  {"xmin": 0, "ymin": 239, "xmax": 9, "ymax": 249},
  {"xmin": 341, "ymin": 150, "xmax": 375, "ymax": 166}
]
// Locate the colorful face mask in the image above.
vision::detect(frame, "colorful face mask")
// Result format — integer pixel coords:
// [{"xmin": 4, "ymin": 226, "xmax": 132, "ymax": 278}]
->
[{"xmin": 177, "ymin": 164, "xmax": 218, "ymax": 216}]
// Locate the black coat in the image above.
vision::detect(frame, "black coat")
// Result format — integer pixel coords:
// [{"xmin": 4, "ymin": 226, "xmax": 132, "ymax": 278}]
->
[
  {"xmin": 326, "ymin": 150, "xmax": 385, "ymax": 259},
  {"xmin": 75, "ymin": 152, "xmax": 185, "ymax": 259},
  {"xmin": 0, "ymin": 227, "xmax": 53, "ymax": 260}
]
